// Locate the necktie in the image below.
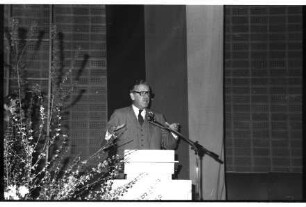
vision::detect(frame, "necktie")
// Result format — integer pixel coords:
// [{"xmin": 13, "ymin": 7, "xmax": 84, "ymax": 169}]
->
[{"xmin": 138, "ymin": 109, "xmax": 144, "ymax": 125}]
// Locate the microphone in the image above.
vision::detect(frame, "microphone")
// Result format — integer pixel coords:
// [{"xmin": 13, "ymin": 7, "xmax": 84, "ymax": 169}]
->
[{"xmin": 147, "ymin": 111, "xmax": 155, "ymax": 122}]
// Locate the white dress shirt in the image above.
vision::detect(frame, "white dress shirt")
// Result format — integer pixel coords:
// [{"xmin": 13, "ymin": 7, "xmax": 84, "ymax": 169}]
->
[{"xmin": 132, "ymin": 104, "xmax": 146, "ymax": 120}]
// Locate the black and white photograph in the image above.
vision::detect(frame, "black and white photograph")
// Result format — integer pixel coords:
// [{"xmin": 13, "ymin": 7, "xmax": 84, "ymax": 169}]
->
[{"xmin": 0, "ymin": 3, "xmax": 304, "ymax": 203}]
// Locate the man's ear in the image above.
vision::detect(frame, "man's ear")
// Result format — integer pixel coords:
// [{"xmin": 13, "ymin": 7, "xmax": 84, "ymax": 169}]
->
[{"xmin": 130, "ymin": 92, "xmax": 135, "ymax": 101}]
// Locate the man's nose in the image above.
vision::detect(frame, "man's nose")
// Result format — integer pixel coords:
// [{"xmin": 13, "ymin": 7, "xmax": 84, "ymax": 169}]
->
[{"xmin": 142, "ymin": 93, "xmax": 150, "ymax": 98}]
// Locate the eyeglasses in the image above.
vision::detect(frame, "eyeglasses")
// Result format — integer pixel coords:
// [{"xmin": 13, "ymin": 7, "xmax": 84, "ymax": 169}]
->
[{"xmin": 132, "ymin": 91, "xmax": 151, "ymax": 96}]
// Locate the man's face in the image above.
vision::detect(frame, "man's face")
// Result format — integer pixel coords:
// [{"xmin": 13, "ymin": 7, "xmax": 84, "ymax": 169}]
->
[{"xmin": 130, "ymin": 84, "xmax": 151, "ymax": 110}]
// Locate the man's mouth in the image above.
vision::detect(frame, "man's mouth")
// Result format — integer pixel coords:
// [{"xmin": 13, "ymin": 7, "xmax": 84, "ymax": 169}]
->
[{"xmin": 142, "ymin": 99, "xmax": 149, "ymax": 104}]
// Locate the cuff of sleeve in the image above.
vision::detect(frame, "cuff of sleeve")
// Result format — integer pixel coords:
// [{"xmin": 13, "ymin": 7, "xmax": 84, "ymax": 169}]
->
[
  {"xmin": 105, "ymin": 130, "xmax": 112, "ymax": 140},
  {"xmin": 171, "ymin": 132, "xmax": 178, "ymax": 139}
]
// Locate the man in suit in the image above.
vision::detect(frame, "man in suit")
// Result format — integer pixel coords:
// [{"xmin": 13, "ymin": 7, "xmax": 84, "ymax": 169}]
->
[{"xmin": 105, "ymin": 80, "xmax": 179, "ymax": 157}]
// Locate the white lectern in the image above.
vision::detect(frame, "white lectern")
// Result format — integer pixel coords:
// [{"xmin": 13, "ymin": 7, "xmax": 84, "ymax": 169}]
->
[{"xmin": 110, "ymin": 150, "xmax": 192, "ymax": 200}]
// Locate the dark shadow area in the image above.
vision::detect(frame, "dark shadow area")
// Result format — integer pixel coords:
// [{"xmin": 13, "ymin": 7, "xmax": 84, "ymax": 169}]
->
[
  {"xmin": 144, "ymin": 6, "xmax": 189, "ymax": 180},
  {"xmin": 106, "ymin": 5, "xmax": 146, "ymax": 117},
  {"xmin": 226, "ymin": 172, "xmax": 303, "ymax": 201}
]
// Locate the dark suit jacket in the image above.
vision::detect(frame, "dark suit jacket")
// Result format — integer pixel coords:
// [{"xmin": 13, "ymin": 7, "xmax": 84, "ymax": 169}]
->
[{"xmin": 106, "ymin": 106, "xmax": 177, "ymax": 157}]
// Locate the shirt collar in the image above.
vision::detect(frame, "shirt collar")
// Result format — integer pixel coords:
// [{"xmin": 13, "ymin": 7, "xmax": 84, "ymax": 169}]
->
[{"xmin": 132, "ymin": 104, "xmax": 146, "ymax": 118}]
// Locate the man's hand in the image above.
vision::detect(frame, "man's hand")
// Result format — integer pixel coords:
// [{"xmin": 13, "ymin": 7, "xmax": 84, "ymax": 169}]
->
[
  {"xmin": 165, "ymin": 122, "xmax": 180, "ymax": 139},
  {"xmin": 109, "ymin": 124, "xmax": 126, "ymax": 134},
  {"xmin": 166, "ymin": 122, "xmax": 180, "ymax": 132},
  {"xmin": 105, "ymin": 123, "xmax": 126, "ymax": 140}
]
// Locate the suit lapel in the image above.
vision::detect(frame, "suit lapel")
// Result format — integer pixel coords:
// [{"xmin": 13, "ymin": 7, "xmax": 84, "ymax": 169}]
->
[
  {"xmin": 128, "ymin": 105, "xmax": 141, "ymax": 128},
  {"xmin": 145, "ymin": 109, "xmax": 153, "ymax": 147}
]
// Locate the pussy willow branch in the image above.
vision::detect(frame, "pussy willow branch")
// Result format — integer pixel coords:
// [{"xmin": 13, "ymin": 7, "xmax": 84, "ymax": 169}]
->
[
  {"xmin": 4, "ymin": 138, "xmax": 10, "ymax": 187},
  {"xmin": 12, "ymin": 25, "xmax": 34, "ymax": 186},
  {"xmin": 33, "ymin": 112, "xmax": 45, "ymax": 151}
]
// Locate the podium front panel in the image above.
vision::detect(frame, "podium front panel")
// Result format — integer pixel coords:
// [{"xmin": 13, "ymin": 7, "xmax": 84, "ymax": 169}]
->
[
  {"xmin": 109, "ymin": 149, "xmax": 192, "ymax": 200},
  {"xmin": 111, "ymin": 174, "xmax": 192, "ymax": 200}
]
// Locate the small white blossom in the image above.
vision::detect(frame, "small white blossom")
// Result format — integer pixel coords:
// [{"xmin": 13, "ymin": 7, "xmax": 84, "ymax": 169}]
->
[
  {"xmin": 18, "ymin": 186, "xmax": 29, "ymax": 197},
  {"xmin": 4, "ymin": 185, "xmax": 19, "ymax": 200}
]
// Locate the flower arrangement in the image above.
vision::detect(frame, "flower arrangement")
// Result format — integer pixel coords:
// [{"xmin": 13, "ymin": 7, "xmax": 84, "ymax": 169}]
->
[{"xmin": 3, "ymin": 18, "xmax": 137, "ymax": 200}]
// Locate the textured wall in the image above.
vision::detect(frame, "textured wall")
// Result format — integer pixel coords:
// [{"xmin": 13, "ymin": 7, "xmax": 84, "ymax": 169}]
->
[
  {"xmin": 4, "ymin": 5, "xmax": 51, "ymax": 94},
  {"xmin": 224, "ymin": 6, "xmax": 303, "ymax": 173},
  {"xmin": 53, "ymin": 5, "xmax": 108, "ymax": 158},
  {"xmin": 4, "ymin": 5, "xmax": 108, "ymax": 159}
]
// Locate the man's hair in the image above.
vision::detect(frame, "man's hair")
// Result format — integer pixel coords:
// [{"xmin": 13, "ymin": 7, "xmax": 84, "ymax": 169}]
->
[{"xmin": 129, "ymin": 79, "xmax": 150, "ymax": 92}]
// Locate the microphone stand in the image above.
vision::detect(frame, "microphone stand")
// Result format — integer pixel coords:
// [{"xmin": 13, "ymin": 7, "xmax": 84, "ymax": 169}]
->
[{"xmin": 148, "ymin": 118, "xmax": 223, "ymax": 201}]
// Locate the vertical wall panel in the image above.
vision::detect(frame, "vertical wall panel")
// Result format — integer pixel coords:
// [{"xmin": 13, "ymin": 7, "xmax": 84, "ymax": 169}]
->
[
  {"xmin": 186, "ymin": 6, "xmax": 225, "ymax": 200},
  {"xmin": 144, "ymin": 5, "xmax": 189, "ymax": 180}
]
